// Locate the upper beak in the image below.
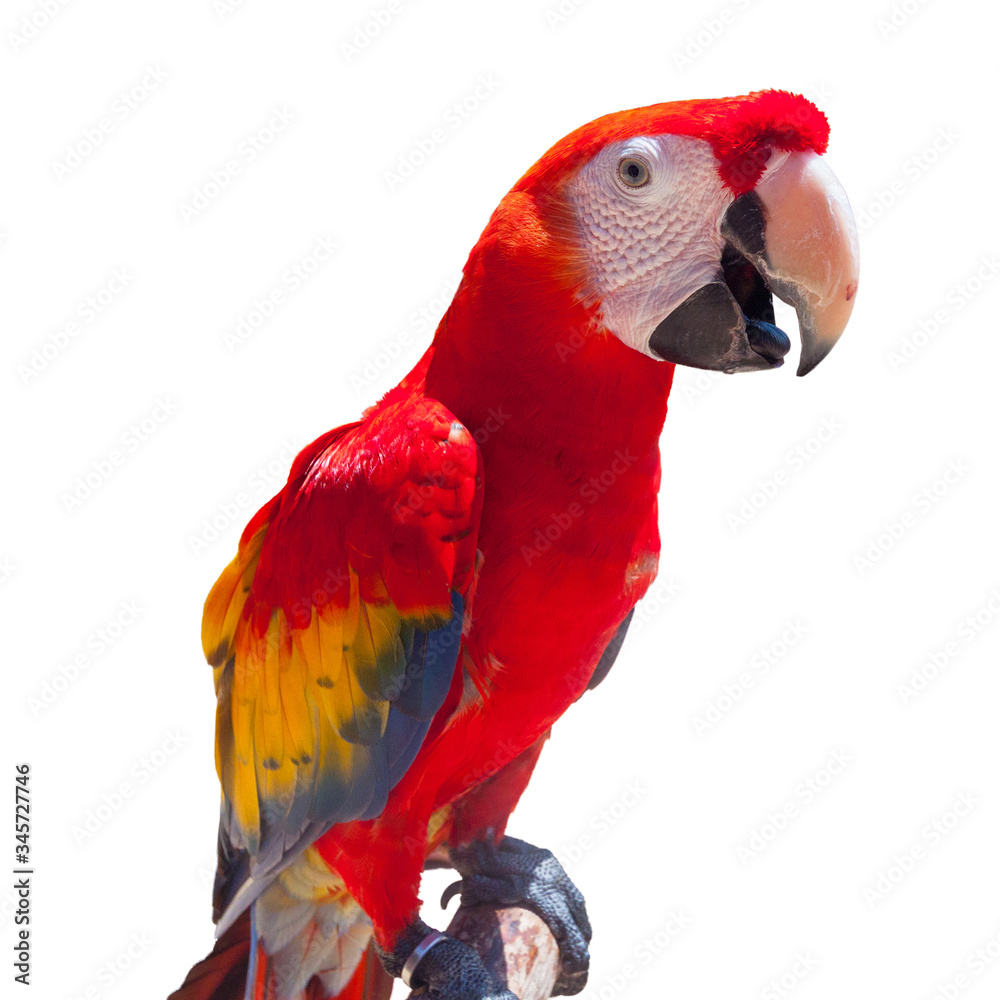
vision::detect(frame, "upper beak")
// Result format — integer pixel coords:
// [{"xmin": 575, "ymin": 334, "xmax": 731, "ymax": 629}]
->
[{"xmin": 722, "ymin": 150, "xmax": 860, "ymax": 375}]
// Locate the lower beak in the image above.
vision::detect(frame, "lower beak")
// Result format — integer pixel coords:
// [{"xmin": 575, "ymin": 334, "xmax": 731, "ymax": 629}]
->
[
  {"xmin": 648, "ymin": 150, "xmax": 860, "ymax": 376},
  {"xmin": 722, "ymin": 150, "xmax": 860, "ymax": 375}
]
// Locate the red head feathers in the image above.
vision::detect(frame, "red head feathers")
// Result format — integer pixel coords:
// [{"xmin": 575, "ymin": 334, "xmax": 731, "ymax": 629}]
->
[{"xmin": 515, "ymin": 89, "xmax": 830, "ymax": 196}]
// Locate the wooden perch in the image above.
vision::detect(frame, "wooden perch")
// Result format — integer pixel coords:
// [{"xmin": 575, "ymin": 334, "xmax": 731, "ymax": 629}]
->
[
  {"xmin": 367, "ymin": 900, "xmax": 561, "ymax": 999},
  {"xmin": 438, "ymin": 904, "xmax": 560, "ymax": 1000}
]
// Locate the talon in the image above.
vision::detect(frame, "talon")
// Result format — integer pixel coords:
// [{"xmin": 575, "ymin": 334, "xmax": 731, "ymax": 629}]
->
[
  {"xmin": 441, "ymin": 880, "xmax": 463, "ymax": 909},
  {"xmin": 447, "ymin": 836, "xmax": 592, "ymax": 996}
]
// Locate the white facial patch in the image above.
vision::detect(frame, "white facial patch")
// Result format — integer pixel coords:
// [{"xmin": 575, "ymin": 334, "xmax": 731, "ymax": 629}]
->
[{"xmin": 565, "ymin": 134, "xmax": 735, "ymax": 359}]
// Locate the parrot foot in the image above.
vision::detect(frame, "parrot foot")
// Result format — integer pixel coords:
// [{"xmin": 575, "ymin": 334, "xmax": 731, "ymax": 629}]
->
[
  {"xmin": 442, "ymin": 835, "xmax": 592, "ymax": 996},
  {"xmin": 376, "ymin": 918, "xmax": 518, "ymax": 1000}
]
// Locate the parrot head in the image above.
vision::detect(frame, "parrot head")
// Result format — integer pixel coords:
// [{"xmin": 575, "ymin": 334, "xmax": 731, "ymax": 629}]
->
[{"xmin": 497, "ymin": 89, "xmax": 860, "ymax": 378}]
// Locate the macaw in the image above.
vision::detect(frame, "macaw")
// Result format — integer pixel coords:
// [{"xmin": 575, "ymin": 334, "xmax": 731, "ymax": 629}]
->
[{"xmin": 170, "ymin": 89, "xmax": 859, "ymax": 1000}]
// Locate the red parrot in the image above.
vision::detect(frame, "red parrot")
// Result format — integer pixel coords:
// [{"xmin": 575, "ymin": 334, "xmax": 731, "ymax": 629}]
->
[{"xmin": 170, "ymin": 90, "xmax": 859, "ymax": 1000}]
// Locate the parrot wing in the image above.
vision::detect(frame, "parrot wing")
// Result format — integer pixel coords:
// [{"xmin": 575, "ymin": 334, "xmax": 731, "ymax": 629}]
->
[
  {"xmin": 585, "ymin": 608, "xmax": 634, "ymax": 691},
  {"xmin": 202, "ymin": 393, "xmax": 484, "ymax": 934}
]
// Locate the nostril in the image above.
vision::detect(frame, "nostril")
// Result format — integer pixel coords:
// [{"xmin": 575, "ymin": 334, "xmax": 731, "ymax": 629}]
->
[{"xmin": 746, "ymin": 318, "xmax": 791, "ymax": 365}]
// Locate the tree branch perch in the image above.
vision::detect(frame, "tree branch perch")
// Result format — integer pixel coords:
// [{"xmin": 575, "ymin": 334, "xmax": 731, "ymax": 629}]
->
[{"xmin": 406, "ymin": 904, "xmax": 561, "ymax": 1000}]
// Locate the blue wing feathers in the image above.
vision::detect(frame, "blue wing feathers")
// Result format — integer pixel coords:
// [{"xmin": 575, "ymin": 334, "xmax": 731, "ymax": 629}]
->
[{"xmin": 393, "ymin": 592, "xmax": 464, "ymax": 720}]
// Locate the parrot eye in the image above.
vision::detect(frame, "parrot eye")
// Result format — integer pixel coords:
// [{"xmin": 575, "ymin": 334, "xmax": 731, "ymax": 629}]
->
[{"xmin": 617, "ymin": 157, "xmax": 650, "ymax": 188}]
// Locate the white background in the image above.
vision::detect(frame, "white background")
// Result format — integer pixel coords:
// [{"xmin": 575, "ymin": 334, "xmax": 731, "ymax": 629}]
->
[{"xmin": 3, "ymin": 1, "xmax": 1000, "ymax": 998}]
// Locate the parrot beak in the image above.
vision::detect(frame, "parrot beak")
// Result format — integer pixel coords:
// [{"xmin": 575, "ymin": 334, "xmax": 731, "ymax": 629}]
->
[
  {"xmin": 721, "ymin": 150, "xmax": 860, "ymax": 376},
  {"xmin": 648, "ymin": 150, "xmax": 859, "ymax": 376}
]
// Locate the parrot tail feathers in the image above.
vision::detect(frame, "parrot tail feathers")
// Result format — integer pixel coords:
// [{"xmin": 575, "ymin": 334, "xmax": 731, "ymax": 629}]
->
[
  {"xmin": 312, "ymin": 943, "xmax": 393, "ymax": 1000},
  {"xmin": 246, "ymin": 893, "xmax": 392, "ymax": 1000},
  {"xmin": 167, "ymin": 905, "xmax": 391, "ymax": 1000},
  {"xmin": 167, "ymin": 910, "xmax": 252, "ymax": 1000}
]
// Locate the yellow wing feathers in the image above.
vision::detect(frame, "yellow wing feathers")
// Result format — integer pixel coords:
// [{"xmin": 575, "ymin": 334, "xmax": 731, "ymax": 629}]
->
[{"xmin": 202, "ymin": 524, "xmax": 433, "ymax": 856}]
